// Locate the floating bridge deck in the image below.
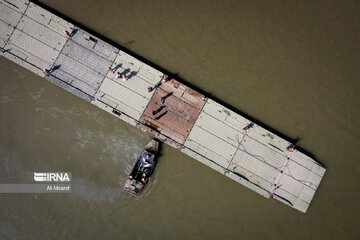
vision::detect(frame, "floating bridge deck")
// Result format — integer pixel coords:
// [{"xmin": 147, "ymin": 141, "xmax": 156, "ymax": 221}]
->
[{"xmin": 0, "ymin": 0, "xmax": 326, "ymax": 213}]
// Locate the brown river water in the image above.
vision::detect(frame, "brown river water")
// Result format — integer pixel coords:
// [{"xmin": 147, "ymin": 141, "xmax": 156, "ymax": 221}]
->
[{"xmin": 0, "ymin": 0, "xmax": 359, "ymax": 239}]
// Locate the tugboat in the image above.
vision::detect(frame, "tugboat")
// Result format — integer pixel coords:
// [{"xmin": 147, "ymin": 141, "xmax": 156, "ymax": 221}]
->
[{"xmin": 124, "ymin": 139, "xmax": 159, "ymax": 195}]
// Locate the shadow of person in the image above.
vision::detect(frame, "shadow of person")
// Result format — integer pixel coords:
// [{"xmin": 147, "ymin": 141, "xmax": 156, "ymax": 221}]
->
[
  {"xmin": 113, "ymin": 63, "xmax": 122, "ymax": 72},
  {"xmin": 152, "ymin": 105, "xmax": 165, "ymax": 115},
  {"xmin": 121, "ymin": 68, "xmax": 131, "ymax": 75},
  {"xmin": 70, "ymin": 28, "xmax": 78, "ymax": 37},
  {"xmin": 160, "ymin": 91, "xmax": 173, "ymax": 103},
  {"xmin": 155, "ymin": 111, "xmax": 167, "ymax": 121},
  {"xmin": 127, "ymin": 70, "xmax": 138, "ymax": 79},
  {"xmin": 1, "ymin": 48, "xmax": 11, "ymax": 53},
  {"xmin": 49, "ymin": 64, "xmax": 61, "ymax": 73}
]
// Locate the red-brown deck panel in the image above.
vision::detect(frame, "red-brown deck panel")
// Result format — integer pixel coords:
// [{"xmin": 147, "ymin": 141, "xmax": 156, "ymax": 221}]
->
[
  {"xmin": 137, "ymin": 79, "xmax": 206, "ymax": 149},
  {"xmin": 152, "ymin": 88, "xmax": 201, "ymax": 123},
  {"xmin": 159, "ymin": 80, "xmax": 205, "ymax": 110}
]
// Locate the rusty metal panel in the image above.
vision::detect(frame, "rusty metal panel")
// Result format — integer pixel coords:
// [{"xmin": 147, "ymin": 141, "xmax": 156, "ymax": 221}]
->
[
  {"xmin": 138, "ymin": 79, "xmax": 206, "ymax": 147},
  {"xmin": 152, "ymin": 88, "xmax": 201, "ymax": 123},
  {"xmin": 160, "ymin": 80, "xmax": 206, "ymax": 110},
  {"xmin": 142, "ymin": 102, "xmax": 193, "ymax": 136}
]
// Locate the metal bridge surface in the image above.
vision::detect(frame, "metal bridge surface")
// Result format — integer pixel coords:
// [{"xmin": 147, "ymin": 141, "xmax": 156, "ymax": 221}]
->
[{"xmin": 0, "ymin": 0, "xmax": 325, "ymax": 213}]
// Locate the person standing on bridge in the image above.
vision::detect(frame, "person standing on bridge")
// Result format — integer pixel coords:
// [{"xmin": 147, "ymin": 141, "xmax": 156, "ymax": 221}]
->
[
  {"xmin": 114, "ymin": 72, "xmax": 128, "ymax": 81},
  {"xmin": 108, "ymin": 67, "xmax": 114, "ymax": 73},
  {"xmin": 162, "ymin": 74, "xmax": 169, "ymax": 83},
  {"xmin": 114, "ymin": 72, "xmax": 121, "ymax": 80},
  {"xmin": 42, "ymin": 68, "xmax": 49, "ymax": 75},
  {"xmin": 120, "ymin": 73, "xmax": 128, "ymax": 81}
]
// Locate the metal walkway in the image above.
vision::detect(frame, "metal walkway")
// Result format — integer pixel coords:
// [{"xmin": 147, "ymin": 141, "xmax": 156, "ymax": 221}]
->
[{"xmin": 0, "ymin": 0, "xmax": 326, "ymax": 213}]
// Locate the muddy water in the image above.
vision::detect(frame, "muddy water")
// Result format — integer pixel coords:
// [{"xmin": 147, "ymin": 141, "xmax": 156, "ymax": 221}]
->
[{"xmin": 0, "ymin": 0, "xmax": 359, "ymax": 239}]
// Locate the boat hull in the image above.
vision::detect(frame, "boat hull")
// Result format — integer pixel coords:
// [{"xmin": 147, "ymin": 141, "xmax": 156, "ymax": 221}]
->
[{"xmin": 124, "ymin": 139, "xmax": 159, "ymax": 195}]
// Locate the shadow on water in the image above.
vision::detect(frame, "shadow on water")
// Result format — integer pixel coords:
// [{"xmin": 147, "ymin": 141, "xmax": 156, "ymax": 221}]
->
[
  {"xmin": 31, "ymin": 0, "xmax": 323, "ymax": 166},
  {"xmin": 152, "ymin": 140, "xmax": 162, "ymax": 175},
  {"xmin": 123, "ymin": 40, "xmax": 135, "ymax": 46}
]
